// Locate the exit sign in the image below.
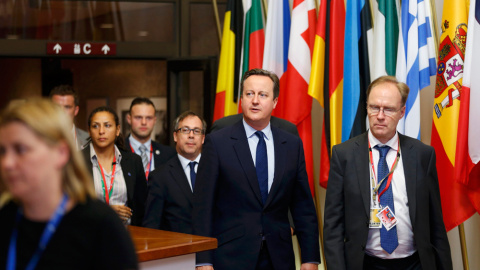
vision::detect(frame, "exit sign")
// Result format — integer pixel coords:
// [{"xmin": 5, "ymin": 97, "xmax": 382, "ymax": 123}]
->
[{"xmin": 47, "ymin": 42, "xmax": 117, "ymax": 56}]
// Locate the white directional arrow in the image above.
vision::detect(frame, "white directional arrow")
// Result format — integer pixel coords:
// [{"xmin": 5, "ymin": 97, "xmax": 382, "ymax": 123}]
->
[
  {"xmin": 53, "ymin": 43, "xmax": 62, "ymax": 54},
  {"xmin": 101, "ymin": 45, "xmax": 110, "ymax": 55}
]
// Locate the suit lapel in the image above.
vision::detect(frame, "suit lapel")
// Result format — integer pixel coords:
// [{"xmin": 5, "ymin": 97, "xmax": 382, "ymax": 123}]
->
[
  {"xmin": 120, "ymin": 152, "xmax": 135, "ymax": 203},
  {"xmin": 231, "ymin": 122, "xmax": 264, "ymax": 206},
  {"xmin": 264, "ymin": 128, "xmax": 286, "ymax": 207},
  {"xmin": 355, "ymin": 133, "xmax": 371, "ymax": 218},
  {"xmin": 400, "ymin": 134, "xmax": 417, "ymax": 225},
  {"xmin": 170, "ymin": 157, "xmax": 194, "ymax": 205}
]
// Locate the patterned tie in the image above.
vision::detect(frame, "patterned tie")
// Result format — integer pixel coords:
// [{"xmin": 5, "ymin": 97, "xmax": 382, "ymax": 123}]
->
[
  {"xmin": 375, "ymin": 145, "xmax": 398, "ymax": 254},
  {"xmin": 255, "ymin": 131, "xmax": 268, "ymax": 205},
  {"xmin": 139, "ymin": 145, "xmax": 149, "ymax": 172},
  {"xmin": 189, "ymin": 161, "xmax": 197, "ymax": 190}
]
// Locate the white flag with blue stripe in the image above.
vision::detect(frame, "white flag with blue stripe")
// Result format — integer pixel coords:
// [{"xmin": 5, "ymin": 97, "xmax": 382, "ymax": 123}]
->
[{"xmin": 396, "ymin": 0, "xmax": 436, "ymax": 139}]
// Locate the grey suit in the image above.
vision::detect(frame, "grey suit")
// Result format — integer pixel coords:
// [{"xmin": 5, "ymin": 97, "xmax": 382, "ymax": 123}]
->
[
  {"xmin": 76, "ymin": 127, "xmax": 89, "ymax": 150},
  {"xmin": 323, "ymin": 132, "xmax": 452, "ymax": 270}
]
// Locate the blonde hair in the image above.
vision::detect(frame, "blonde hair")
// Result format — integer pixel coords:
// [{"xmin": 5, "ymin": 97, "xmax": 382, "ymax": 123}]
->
[
  {"xmin": 0, "ymin": 98, "xmax": 95, "ymax": 203},
  {"xmin": 367, "ymin": 76, "xmax": 410, "ymax": 107}
]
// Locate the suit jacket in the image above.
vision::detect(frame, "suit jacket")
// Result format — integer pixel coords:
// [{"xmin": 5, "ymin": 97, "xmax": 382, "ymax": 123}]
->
[
  {"xmin": 82, "ymin": 146, "xmax": 148, "ymax": 226},
  {"xmin": 143, "ymin": 156, "xmax": 194, "ymax": 234},
  {"xmin": 210, "ymin": 114, "xmax": 299, "ymax": 137},
  {"xmin": 125, "ymin": 135, "xmax": 176, "ymax": 170},
  {"xmin": 193, "ymin": 121, "xmax": 319, "ymax": 270},
  {"xmin": 76, "ymin": 127, "xmax": 89, "ymax": 150},
  {"xmin": 323, "ymin": 132, "xmax": 452, "ymax": 270}
]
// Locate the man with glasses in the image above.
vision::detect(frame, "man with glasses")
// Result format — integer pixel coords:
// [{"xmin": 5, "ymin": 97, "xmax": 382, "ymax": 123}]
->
[
  {"xmin": 324, "ymin": 76, "xmax": 452, "ymax": 270},
  {"xmin": 143, "ymin": 111, "xmax": 206, "ymax": 234},
  {"xmin": 126, "ymin": 97, "xmax": 176, "ymax": 177}
]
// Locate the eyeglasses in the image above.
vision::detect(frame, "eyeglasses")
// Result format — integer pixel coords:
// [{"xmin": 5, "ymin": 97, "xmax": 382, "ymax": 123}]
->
[
  {"xmin": 176, "ymin": 127, "xmax": 204, "ymax": 135},
  {"xmin": 367, "ymin": 105, "xmax": 402, "ymax": 117}
]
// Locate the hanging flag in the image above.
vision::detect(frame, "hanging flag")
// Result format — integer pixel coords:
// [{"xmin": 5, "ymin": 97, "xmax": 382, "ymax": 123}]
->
[
  {"xmin": 309, "ymin": 0, "xmax": 328, "ymax": 187},
  {"xmin": 273, "ymin": 0, "xmax": 316, "ymax": 195},
  {"xmin": 213, "ymin": 0, "xmax": 243, "ymax": 122},
  {"xmin": 262, "ymin": 0, "xmax": 290, "ymax": 79},
  {"xmin": 396, "ymin": 0, "xmax": 437, "ymax": 140},
  {"xmin": 318, "ymin": 0, "xmax": 345, "ymax": 188},
  {"xmin": 455, "ymin": 0, "xmax": 480, "ymax": 213},
  {"xmin": 241, "ymin": 0, "xmax": 265, "ymax": 74},
  {"xmin": 342, "ymin": 0, "xmax": 373, "ymax": 143},
  {"xmin": 431, "ymin": 0, "xmax": 475, "ymax": 231},
  {"xmin": 372, "ymin": 0, "xmax": 400, "ymax": 78}
]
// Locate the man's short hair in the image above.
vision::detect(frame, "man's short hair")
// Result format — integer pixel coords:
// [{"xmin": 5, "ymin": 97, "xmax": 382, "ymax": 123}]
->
[
  {"xmin": 129, "ymin": 97, "xmax": 156, "ymax": 113},
  {"xmin": 174, "ymin": 111, "xmax": 207, "ymax": 134},
  {"xmin": 367, "ymin": 76, "xmax": 410, "ymax": 107},
  {"xmin": 49, "ymin": 85, "xmax": 79, "ymax": 106},
  {"xmin": 240, "ymin": 68, "xmax": 280, "ymax": 99}
]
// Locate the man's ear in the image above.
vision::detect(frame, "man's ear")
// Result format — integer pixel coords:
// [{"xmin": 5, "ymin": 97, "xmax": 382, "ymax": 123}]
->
[
  {"xmin": 126, "ymin": 114, "xmax": 132, "ymax": 125},
  {"xmin": 74, "ymin": 106, "xmax": 79, "ymax": 117}
]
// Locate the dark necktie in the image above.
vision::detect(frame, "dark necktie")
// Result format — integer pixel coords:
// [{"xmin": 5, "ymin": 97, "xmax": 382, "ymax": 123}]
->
[
  {"xmin": 139, "ymin": 145, "xmax": 149, "ymax": 171},
  {"xmin": 189, "ymin": 161, "xmax": 197, "ymax": 190},
  {"xmin": 255, "ymin": 131, "xmax": 268, "ymax": 205},
  {"xmin": 375, "ymin": 145, "xmax": 398, "ymax": 254}
]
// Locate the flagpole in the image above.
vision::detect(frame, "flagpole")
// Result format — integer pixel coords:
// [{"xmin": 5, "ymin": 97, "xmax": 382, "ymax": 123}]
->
[
  {"xmin": 212, "ymin": 0, "xmax": 222, "ymax": 47},
  {"xmin": 262, "ymin": 0, "xmax": 268, "ymax": 19},
  {"xmin": 459, "ymin": 223, "xmax": 470, "ymax": 270},
  {"xmin": 314, "ymin": 175, "xmax": 327, "ymax": 269},
  {"xmin": 428, "ymin": 0, "xmax": 439, "ymax": 60}
]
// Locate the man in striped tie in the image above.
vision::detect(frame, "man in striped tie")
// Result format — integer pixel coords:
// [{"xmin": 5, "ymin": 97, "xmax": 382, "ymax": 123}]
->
[
  {"xmin": 125, "ymin": 97, "xmax": 176, "ymax": 177},
  {"xmin": 324, "ymin": 76, "xmax": 452, "ymax": 270},
  {"xmin": 143, "ymin": 111, "xmax": 206, "ymax": 234}
]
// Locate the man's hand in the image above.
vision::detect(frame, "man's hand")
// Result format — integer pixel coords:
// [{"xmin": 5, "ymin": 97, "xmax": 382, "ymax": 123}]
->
[
  {"xmin": 195, "ymin": 266, "xmax": 214, "ymax": 270},
  {"xmin": 110, "ymin": 205, "xmax": 132, "ymax": 222},
  {"xmin": 300, "ymin": 263, "xmax": 318, "ymax": 270}
]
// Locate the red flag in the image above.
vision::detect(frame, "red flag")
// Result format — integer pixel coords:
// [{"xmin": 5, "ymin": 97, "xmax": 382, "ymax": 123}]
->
[{"xmin": 273, "ymin": 0, "xmax": 316, "ymax": 196}]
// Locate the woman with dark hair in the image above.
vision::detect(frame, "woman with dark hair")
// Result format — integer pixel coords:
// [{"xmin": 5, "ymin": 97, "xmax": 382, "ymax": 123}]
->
[
  {"xmin": 83, "ymin": 106, "xmax": 147, "ymax": 226},
  {"xmin": 0, "ymin": 99, "xmax": 138, "ymax": 269}
]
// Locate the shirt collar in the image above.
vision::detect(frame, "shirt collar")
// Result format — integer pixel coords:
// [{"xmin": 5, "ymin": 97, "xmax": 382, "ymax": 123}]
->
[
  {"xmin": 128, "ymin": 134, "xmax": 152, "ymax": 152},
  {"xmin": 90, "ymin": 143, "xmax": 123, "ymax": 166},
  {"xmin": 242, "ymin": 119, "xmax": 272, "ymax": 141},
  {"xmin": 177, "ymin": 153, "xmax": 201, "ymax": 170},
  {"xmin": 368, "ymin": 130, "xmax": 399, "ymax": 151}
]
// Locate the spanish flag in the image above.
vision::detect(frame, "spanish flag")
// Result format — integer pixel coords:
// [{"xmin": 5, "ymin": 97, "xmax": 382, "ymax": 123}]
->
[
  {"xmin": 431, "ymin": 0, "xmax": 475, "ymax": 231},
  {"xmin": 213, "ymin": 0, "xmax": 243, "ymax": 122}
]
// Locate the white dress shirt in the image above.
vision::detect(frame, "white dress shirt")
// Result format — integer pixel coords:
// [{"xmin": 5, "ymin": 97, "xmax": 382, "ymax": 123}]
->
[
  {"xmin": 90, "ymin": 144, "xmax": 129, "ymax": 224},
  {"xmin": 365, "ymin": 130, "xmax": 416, "ymax": 258},
  {"xmin": 177, "ymin": 153, "xmax": 201, "ymax": 192}
]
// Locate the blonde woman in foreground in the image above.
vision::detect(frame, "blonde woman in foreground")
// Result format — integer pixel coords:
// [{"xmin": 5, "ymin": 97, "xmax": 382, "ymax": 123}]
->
[{"xmin": 0, "ymin": 99, "xmax": 138, "ymax": 270}]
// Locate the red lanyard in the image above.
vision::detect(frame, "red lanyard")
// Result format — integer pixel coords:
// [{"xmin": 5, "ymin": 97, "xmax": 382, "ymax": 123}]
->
[
  {"xmin": 130, "ymin": 143, "xmax": 153, "ymax": 180},
  {"xmin": 98, "ymin": 156, "xmax": 117, "ymax": 205},
  {"xmin": 368, "ymin": 140, "xmax": 400, "ymax": 202}
]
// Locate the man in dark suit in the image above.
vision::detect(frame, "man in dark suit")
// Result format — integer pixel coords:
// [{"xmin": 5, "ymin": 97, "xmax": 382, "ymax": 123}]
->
[
  {"xmin": 210, "ymin": 114, "xmax": 299, "ymax": 137},
  {"xmin": 143, "ymin": 111, "xmax": 206, "ymax": 233},
  {"xmin": 125, "ymin": 97, "xmax": 176, "ymax": 178},
  {"xmin": 323, "ymin": 76, "xmax": 452, "ymax": 270},
  {"xmin": 193, "ymin": 69, "xmax": 319, "ymax": 270}
]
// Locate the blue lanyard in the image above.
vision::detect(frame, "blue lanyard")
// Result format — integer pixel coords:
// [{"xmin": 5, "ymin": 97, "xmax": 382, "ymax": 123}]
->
[{"xmin": 7, "ymin": 194, "xmax": 69, "ymax": 270}]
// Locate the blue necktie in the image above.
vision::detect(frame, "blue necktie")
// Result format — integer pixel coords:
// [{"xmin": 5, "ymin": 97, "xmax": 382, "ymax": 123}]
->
[
  {"xmin": 375, "ymin": 145, "xmax": 398, "ymax": 254},
  {"xmin": 189, "ymin": 161, "xmax": 197, "ymax": 190},
  {"xmin": 255, "ymin": 131, "xmax": 268, "ymax": 205}
]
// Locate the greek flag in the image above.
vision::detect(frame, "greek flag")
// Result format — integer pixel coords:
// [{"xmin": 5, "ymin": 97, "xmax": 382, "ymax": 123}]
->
[{"xmin": 396, "ymin": 0, "xmax": 436, "ymax": 139}]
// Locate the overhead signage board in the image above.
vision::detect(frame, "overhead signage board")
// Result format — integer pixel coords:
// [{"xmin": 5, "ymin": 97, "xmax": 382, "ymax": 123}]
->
[{"xmin": 46, "ymin": 42, "xmax": 117, "ymax": 56}]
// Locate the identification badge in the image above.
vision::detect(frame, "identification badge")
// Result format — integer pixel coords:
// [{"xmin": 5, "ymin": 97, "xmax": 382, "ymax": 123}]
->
[
  {"xmin": 369, "ymin": 208, "xmax": 381, "ymax": 228},
  {"xmin": 376, "ymin": 206, "xmax": 397, "ymax": 231}
]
